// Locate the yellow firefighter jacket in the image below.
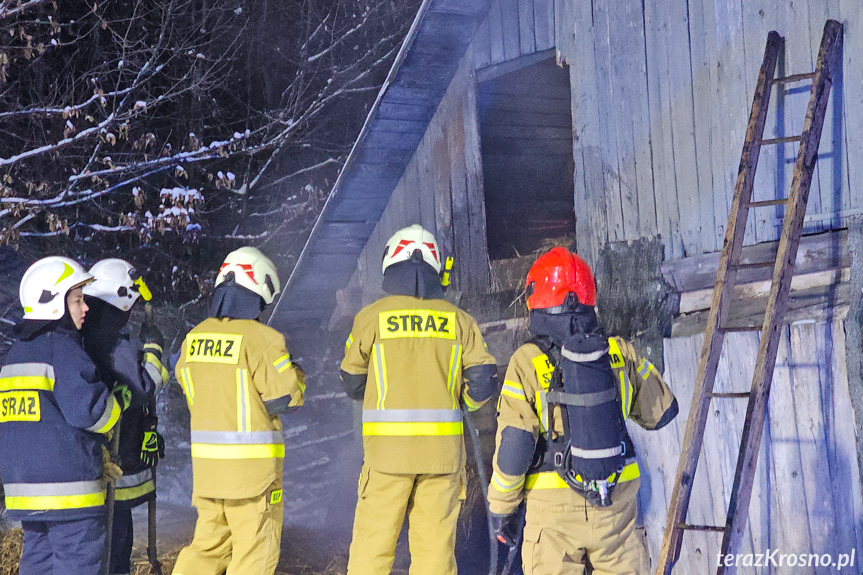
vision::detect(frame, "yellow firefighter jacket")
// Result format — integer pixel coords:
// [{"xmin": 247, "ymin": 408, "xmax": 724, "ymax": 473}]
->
[
  {"xmin": 341, "ymin": 295, "xmax": 497, "ymax": 475},
  {"xmin": 488, "ymin": 336, "xmax": 676, "ymax": 515},
  {"xmin": 175, "ymin": 317, "xmax": 305, "ymax": 499}
]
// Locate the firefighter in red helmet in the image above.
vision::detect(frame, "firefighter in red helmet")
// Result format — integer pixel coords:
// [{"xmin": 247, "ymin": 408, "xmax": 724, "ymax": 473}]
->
[{"xmin": 488, "ymin": 247, "xmax": 679, "ymax": 575}]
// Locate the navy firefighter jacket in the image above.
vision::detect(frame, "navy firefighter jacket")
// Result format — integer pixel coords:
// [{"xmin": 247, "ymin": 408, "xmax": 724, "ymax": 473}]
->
[{"xmin": 0, "ymin": 325, "xmax": 120, "ymax": 521}]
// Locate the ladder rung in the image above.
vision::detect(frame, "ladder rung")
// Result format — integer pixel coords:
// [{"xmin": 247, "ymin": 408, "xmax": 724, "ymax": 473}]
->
[
  {"xmin": 760, "ymin": 135, "xmax": 802, "ymax": 145},
  {"xmin": 721, "ymin": 325, "xmax": 762, "ymax": 333},
  {"xmin": 708, "ymin": 392, "xmax": 751, "ymax": 399},
  {"xmin": 772, "ymin": 71, "xmax": 816, "ymax": 84},
  {"xmin": 748, "ymin": 198, "xmax": 788, "ymax": 207},
  {"xmin": 733, "ymin": 261, "xmax": 775, "ymax": 270},
  {"xmin": 679, "ymin": 523, "xmax": 726, "ymax": 532}
]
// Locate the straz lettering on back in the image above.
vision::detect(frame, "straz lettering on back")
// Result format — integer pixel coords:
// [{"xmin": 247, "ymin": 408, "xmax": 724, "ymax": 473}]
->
[
  {"xmin": 186, "ymin": 334, "xmax": 244, "ymax": 364},
  {"xmin": 379, "ymin": 310, "xmax": 457, "ymax": 340}
]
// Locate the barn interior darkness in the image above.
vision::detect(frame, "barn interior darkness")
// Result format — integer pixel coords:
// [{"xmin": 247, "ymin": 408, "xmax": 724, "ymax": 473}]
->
[{"xmin": 478, "ymin": 57, "xmax": 575, "ymax": 260}]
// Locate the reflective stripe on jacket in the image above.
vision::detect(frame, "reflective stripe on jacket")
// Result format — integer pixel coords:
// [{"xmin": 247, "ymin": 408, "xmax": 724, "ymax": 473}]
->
[
  {"xmin": 341, "ymin": 295, "xmax": 496, "ymax": 475},
  {"xmin": 0, "ymin": 327, "xmax": 117, "ymax": 521},
  {"xmin": 175, "ymin": 318, "xmax": 305, "ymax": 499}
]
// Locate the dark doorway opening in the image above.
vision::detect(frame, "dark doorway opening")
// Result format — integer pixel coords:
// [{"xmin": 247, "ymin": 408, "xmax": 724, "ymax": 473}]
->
[{"xmin": 478, "ymin": 56, "xmax": 575, "ymax": 261}]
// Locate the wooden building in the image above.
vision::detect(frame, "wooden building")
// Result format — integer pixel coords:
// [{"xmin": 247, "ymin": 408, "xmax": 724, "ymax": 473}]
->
[{"xmin": 270, "ymin": 0, "xmax": 863, "ymax": 572}]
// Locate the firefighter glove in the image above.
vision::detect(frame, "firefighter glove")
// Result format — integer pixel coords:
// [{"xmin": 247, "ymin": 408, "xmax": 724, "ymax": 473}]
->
[
  {"xmin": 113, "ymin": 384, "xmax": 132, "ymax": 412},
  {"xmin": 102, "ymin": 446, "xmax": 123, "ymax": 482},
  {"xmin": 491, "ymin": 512, "xmax": 519, "ymax": 547},
  {"xmin": 139, "ymin": 320, "xmax": 164, "ymax": 353},
  {"xmin": 140, "ymin": 431, "xmax": 165, "ymax": 467}
]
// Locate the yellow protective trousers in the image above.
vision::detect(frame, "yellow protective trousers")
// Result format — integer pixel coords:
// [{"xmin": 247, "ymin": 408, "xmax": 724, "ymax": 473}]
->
[
  {"xmin": 521, "ymin": 478, "xmax": 648, "ymax": 575},
  {"xmin": 172, "ymin": 479, "xmax": 283, "ymax": 575},
  {"xmin": 347, "ymin": 465, "xmax": 465, "ymax": 575}
]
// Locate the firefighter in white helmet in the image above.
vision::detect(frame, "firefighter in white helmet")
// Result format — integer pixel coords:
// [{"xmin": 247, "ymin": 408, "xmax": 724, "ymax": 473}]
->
[
  {"xmin": 0, "ymin": 257, "xmax": 127, "ymax": 575},
  {"xmin": 81, "ymin": 258, "xmax": 168, "ymax": 575},
  {"xmin": 340, "ymin": 224, "xmax": 499, "ymax": 575},
  {"xmin": 172, "ymin": 247, "xmax": 305, "ymax": 575}
]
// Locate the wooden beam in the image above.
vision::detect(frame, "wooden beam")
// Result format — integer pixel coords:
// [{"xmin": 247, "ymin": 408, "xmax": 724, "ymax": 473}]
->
[{"xmin": 476, "ymin": 48, "xmax": 555, "ymax": 83}]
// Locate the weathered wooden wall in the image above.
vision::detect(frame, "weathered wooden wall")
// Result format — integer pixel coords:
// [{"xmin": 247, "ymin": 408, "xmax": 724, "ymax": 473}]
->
[
  {"xmin": 557, "ymin": 0, "xmax": 861, "ymax": 267},
  {"xmin": 631, "ymin": 321, "xmax": 863, "ymax": 573}
]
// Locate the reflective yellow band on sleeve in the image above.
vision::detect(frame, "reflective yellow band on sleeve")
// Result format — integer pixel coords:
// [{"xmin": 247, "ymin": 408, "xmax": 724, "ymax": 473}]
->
[
  {"xmin": 273, "ymin": 354, "xmax": 293, "ymax": 373},
  {"xmin": 462, "ymin": 391, "xmax": 481, "ymax": 412},
  {"xmin": 345, "ymin": 334, "xmax": 353, "ymax": 354},
  {"xmin": 362, "ymin": 421, "xmax": 464, "ymax": 436},
  {"xmin": 88, "ymin": 395, "xmax": 121, "ymax": 434},
  {"xmin": 115, "ymin": 480, "xmax": 155, "ymax": 502},
  {"xmin": 191, "ymin": 443, "xmax": 285, "ymax": 459},
  {"xmin": 501, "ymin": 381, "xmax": 527, "ymax": 401},
  {"xmin": 637, "ymin": 358, "xmax": 654, "ymax": 379},
  {"xmin": 143, "ymin": 352, "xmax": 170, "ymax": 383},
  {"xmin": 491, "ymin": 471, "xmax": 525, "ymax": 493}
]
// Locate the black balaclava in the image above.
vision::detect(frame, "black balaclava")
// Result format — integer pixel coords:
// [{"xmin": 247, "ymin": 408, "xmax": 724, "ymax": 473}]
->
[
  {"xmin": 382, "ymin": 253, "xmax": 444, "ymax": 299},
  {"xmin": 209, "ymin": 274, "xmax": 265, "ymax": 320},
  {"xmin": 528, "ymin": 300, "xmax": 607, "ymax": 354},
  {"xmin": 81, "ymin": 296, "xmax": 131, "ymax": 357}
]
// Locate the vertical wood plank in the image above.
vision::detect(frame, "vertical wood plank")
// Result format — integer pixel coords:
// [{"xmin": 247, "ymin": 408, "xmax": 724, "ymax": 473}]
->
[
  {"xmin": 567, "ymin": 0, "xmax": 607, "ymax": 266},
  {"xmin": 518, "ymin": 0, "xmax": 536, "ymax": 55},
  {"xmin": 416, "ymin": 134, "xmax": 437, "ymax": 234},
  {"xmin": 826, "ymin": 322, "xmax": 863, "ymax": 560},
  {"xmin": 446, "ymin": 72, "xmax": 472, "ymax": 291},
  {"xmin": 767, "ymin": 326, "xmax": 813, "ymax": 570},
  {"xmin": 472, "ymin": 14, "xmax": 492, "ymax": 70},
  {"xmin": 643, "ymin": 0, "xmax": 683, "ymax": 259},
  {"xmin": 663, "ymin": 0, "xmax": 701, "ymax": 255},
  {"xmin": 500, "ymin": 0, "xmax": 522, "ymax": 62},
  {"xmin": 788, "ymin": 323, "xmax": 838, "ymax": 565},
  {"xmin": 432, "ymin": 105, "xmax": 455, "ymax": 268},
  {"xmin": 591, "ymin": 0, "xmax": 625, "ymax": 243},
  {"xmin": 688, "ymin": 0, "xmax": 719, "ymax": 253},
  {"xmin": 533, "ymin": 0, "xmax": 555, "ymax": 51},
  {"xmin": 807, "ymin": 0, "xmax": 843, "ymax": 232},
  {"xmin": 488, "ymin": 0, "xmax": 506, "ymax": 64},
  {"xmin": 741, "ymin": 1, "xmax": 781, "ymax": 245},
  {"xmin": 462, "ymin": 64, "xmax": 491, "ymax": 293},
  {"xmin": 839, "ymin": 0, "xmax": 863, "ymax": 211}
]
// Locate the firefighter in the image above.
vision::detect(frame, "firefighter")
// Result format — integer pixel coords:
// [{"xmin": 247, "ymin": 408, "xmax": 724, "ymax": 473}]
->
[
  {"xmin": 172, "ymin": 246, "xmax": 305, "ymax": 575},
  {"xmin": 340, "ymin": 224, "xmax": 499, "ymax": 575},
  {"xmin": 487, "ymin": 247, "xmax": 679, "ymax": 575},
  {"xmin": 81, "ymin": 259, "xmax": 169, "ymax": 575},
  {"xmin": 0, "ymin": 256, "xmax": 128, "ymax": 575}
]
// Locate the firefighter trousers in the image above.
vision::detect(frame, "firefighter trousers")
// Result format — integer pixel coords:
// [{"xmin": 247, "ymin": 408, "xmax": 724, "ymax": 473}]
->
[
  {"xmin": 19, "ymin": 516, "xmax": 107, "ymax": 575},
  {"xmin": 172, "ymin": 479, "xmax": 284, "ymax": 575},
  {"xmin": 109, "ymin": 506, "xmax": 134, "ymax": 575},
  {"xmin": 347, "ymin": 465, "xmax": 465, "ymax": 575},
  {"xmin": 521, "ymin": 479, "xmax": 648, "ymax": 575}
]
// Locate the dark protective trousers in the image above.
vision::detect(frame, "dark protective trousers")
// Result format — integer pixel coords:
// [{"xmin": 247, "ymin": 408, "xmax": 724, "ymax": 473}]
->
[
  {"xmin": 110, "ymin": 507, "xmax": 134, "ymax": 575},
  {"xmin": 20, "ymin": 516, "xmax": 107, "ymax": 575}
]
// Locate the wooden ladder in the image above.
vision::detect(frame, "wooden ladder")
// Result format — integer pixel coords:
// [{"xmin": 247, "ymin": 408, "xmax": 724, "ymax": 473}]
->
[{"xmin": 655, "ymin": 19, "xmax": 843, "ymax": 575}]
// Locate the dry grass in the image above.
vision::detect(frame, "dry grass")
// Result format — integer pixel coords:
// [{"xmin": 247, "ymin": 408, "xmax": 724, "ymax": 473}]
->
[{"xmin": 0, "ymin": 528, "xmax": 22, "ymax": 575}]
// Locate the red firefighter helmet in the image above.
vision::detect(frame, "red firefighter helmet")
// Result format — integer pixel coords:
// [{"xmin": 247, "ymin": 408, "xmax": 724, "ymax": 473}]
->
[{"xmin": 525, "ymin": 247, "xmax": 596, "ymax": 311}]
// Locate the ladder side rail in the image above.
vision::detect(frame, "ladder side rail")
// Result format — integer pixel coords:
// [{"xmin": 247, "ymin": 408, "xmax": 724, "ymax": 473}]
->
[
  {"xmin": 655, "ymin": 30, "xmax": 784, "ymax": 575},
  {"xmin": 717, "ymin": 20, "xmax": 843, "ymax": 573}
]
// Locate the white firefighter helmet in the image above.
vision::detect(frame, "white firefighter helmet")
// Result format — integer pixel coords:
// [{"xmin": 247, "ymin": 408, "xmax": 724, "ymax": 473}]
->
[
  {"xmin": 83, "ymin": 258, "xmax": 152, "ymax": 311},
  {"xmin": 381, "ymin": 224, "xmax": 442, "ymax": 274},
  {"xmin": 215, "ymin": 247, "xmax": 280, "ymax": 305},
  {"xmin": 20, "ymin": 256, "xmax": 93, "ymax": 320}
]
